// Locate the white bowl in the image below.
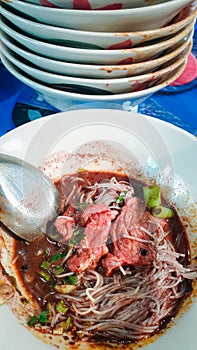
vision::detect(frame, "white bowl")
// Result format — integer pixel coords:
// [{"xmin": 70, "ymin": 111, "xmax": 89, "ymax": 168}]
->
[
  {"xmin": 1, "ymin": 18, "xmax": 194, "ymax": 65},
  {"xmin": 2, "ymin": 1, "xmax": 197, "ymax": 49},
  {"xmin": 0, "ymin": 52, "xmax": 187, "ymax": 110},
  {"xmin": 1, "ymin": 4, "xmax": 196, "ymax": 50},
  {"xmin": 1, "ymin": 42, "xmax": 189, "ymax": 95},
  {"xmin": 0, "ymin": 109, "xmax": 196, "ymax": 350},
  {"xmin": 1, "ymin": 29, "xmax": 192, "ymax": 79},
  {"xmin": 21, "ymin": 0, "xmax": 171, "ymax": 10},
  {"xmin": 1, "ymin": 0, "xmax": 193, "ymax": 31}
]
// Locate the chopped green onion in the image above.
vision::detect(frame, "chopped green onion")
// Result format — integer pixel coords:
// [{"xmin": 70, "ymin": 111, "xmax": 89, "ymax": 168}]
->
[
  {"xmin": 40, "ymin": 261, "xmax": 51, "ymax": 270},
  {"xmin": 67, "ymin": 242, "xmax": 73, "ymax": 252},
  {"xmin": 45, "ymin": 249, "xmax": 50, "ymax": 258},
  {"xmin": 46, "ymin": 303, "xmax": 53, "ymax": 313},
  {"xmin": 78, "ymin": 167, "xmax": 85, "ymax": 173},
  {"xmin": 54, "ymin": 284, "xmax": 76, "ymax": 294},
  {"xmin": 59, "ymin": 317, "xmax": 72, "ymax": 331},
  {"xmin": 143, "ymin": 185, "xmax": 161, "ymax": 208},
  {"xmin": 152, "ymin": 206, "xmax": 174, "ymax": 219},
  {"xmin": 52, "ymin": 266, "xmax": 65, "ymax": 275},
  {"xmin": 53, "ymin": 326, "xmax": 64, "ymax": 335},
  {"xmin": 64, "ymin": 316, "xmax": 72, "ymax": 331},
  {"xmin": 27, "ymin": 315, "xmax": 39, "ymax": 327},
  {"xmin": 56, "ymin": 300, "xmax": 69, "ymax": 314},
  {"xmin": 59, "ymin": 316, "xmax": 72, "ymax": 331},
  {"xmin": 39, "ymin": 270, "xmax": 51, "ymax": 282}
]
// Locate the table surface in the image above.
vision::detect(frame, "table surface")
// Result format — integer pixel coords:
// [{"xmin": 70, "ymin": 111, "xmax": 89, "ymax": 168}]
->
[{"xmin": 0, "ymin": 25, "xmax": 197, "ymax": 137}]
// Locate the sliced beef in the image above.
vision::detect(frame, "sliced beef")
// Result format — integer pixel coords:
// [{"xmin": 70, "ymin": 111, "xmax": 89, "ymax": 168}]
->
[
  {"xmin": 82, "ymin": 203, "xmax": 111, "ymax": 222},
  {"xmin": 81, "ymin": 203, "xmax": 118, "ymax": 249},
  {"xmin": 67, "ymin": 203, "xmax": 117, "ymax": 273},
  {"xmin": 102, "ymin": 253, "xmax": 123, "ymax": 276},
  {"xmin": 102, "ymin": 198, "xmax": 158, "ymax": 276},
  {"xmin": 67, "ymin": 246, "xmax": 108, "ymax": 274},
  {"xmin": 54, "ymin": 215, "xmax": 75, "ymax": 241}
]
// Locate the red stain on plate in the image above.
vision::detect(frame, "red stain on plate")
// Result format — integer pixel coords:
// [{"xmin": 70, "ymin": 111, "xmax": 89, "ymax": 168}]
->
[
  {"xmin": 170, "ymin": 53, "xmax": 197, "ymax": 86},
  {"xmin": 96, "ymin": 4, "xmax": 123, "ymax": 9},
  {"xmin": 73, "ymin": 0, "xmax": 91, "ymax": 9},
  {"xmin": 73, "ymin": 1, "xmax": 123, "ymax": 9},
  {"xmin": 107, "ymin": 39, "xmax": 133, "ymax": 50},
  {"xmin": 117, "ymin": 57, "xmax": 134, "ymax": 65}
]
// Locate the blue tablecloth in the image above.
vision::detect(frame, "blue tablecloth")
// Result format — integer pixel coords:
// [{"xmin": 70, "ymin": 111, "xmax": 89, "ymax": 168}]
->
[{"xmin": 0, "ymin": 24, "xmax": 197, "ymax": 137}]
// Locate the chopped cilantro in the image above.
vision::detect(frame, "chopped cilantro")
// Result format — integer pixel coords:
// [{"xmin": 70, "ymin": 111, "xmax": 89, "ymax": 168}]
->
[
  {"xmin": 27, "ymin": 315, "xmax": 39, "ymax": 327},
  {"xmin": 66, "ymin": 274, "xmax": 78, "ymax": 285},
  {"xmin": 75, "ymin": 202, "xmax": 88, "ymax": 212},
  {"xmin": 70, "ymin": 227, "xmax": 85, "ymax": 245},
  {"xmin": 50, "ymin": 253, "xmax": 63, "ymax": 262}
]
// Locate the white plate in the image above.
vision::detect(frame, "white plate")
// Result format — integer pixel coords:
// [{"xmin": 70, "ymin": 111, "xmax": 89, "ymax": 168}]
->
[
  {"xmin": 1, "ymin": 18, "xmax": 194, "ymax": 65},
  {"xmin": 1, "ymin": 0, "xmax": 193, "ymax": 31},
  {"xmin": 0, "ymin": 109, "xmax": 197, "ymax": 349},
  {"xmin": 0, "ymin": 30, "xmax": 193, "ymax": 79}
]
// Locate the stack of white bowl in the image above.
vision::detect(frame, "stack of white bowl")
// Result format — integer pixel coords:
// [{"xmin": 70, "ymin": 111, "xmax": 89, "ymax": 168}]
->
[{"xmin": 0, "ymin": 0, "xmax": 196, "ymax": 110}]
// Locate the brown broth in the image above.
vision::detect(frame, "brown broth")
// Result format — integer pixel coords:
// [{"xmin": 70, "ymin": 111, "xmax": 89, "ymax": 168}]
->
[{"xmin": 14, "ymin": 171, "xmax": 192, "ymax": 340}]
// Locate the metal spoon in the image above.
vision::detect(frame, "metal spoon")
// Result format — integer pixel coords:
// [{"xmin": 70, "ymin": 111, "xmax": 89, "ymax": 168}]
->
[{"xmin": 0, "ymin": 153, "xmax": 60, "ymax": 242}]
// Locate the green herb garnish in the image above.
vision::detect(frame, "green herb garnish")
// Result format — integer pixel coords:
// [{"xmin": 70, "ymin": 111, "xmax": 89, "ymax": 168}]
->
[
  {"xmin": 50, "ymin": 253, "xmax": 63, "ymax": 262},
  {"xmin": 75, "ymin": 202, "xmax": 88, "ymax": 212},
  {"xmin": 52, "ymin": 266, "xmax": 65, "ymax": 275},
  {"xmin": 39, "ymin": 270, "xmax": 51, "ymax": 282},
  {"xmin": 39, "ymin": 310, "xmax": 49, "ymax": 323},
  {"xmin": 64, "ymin": 316, "xmax": 72, "ymax": 330},
  {"xmin": 59, "ymin": 316, "xmax": 72, "ymax": 331},
  {"xmin": 27, "ymin": 315, "xmax": 39, "ymax": 327},
  {"xmin": 56, "ymin": 300, "xmax": 69, "ymax": 314},
  {"xmin": 45, "ymin": 249, "xmax": 50, "ymax": 258},
  {"xmin": 152, "ymin": 206, "xmax": 174, "ymax": 219},
  {"xmin": 27, "ymin": 310, "xmax": 49, "ymax": 327},
  {"xmin": 78, "ymin": 167, "xmax": 85, "ymax": 173},
  {"xmin": 116, "ymin": 191, "xmax": 127, "ymax": 204},
  {"xmin": 69, "ymin": 227, "xmax": 85, "ymax": 245},
  {"xmin": 40, "ymin": 261, "xmax": 51, "ymax": 270},
  {"xmin": 64, "ymin": 274, "xmax": 78, "ymax": 285},
  {"xmin": 143, "ymin": 185, "xmax": 161, "ymax": 208}
]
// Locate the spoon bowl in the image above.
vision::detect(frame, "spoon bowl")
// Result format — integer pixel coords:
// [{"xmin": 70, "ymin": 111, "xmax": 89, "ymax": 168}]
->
[{"xmin": 0, "ymin": 153, "xmax": 60, "ymax": 241}]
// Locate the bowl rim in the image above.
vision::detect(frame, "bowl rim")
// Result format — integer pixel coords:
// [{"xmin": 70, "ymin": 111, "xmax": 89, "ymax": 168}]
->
[
  {"xmin": 1, "ymin": 40, "xmax": 190, "ymax": 85},
  {"xmin": 1, "ymin": 2, "xmax": 196, "ymax": 37},
  {"xmin": 1, "ymin": 17, "xmax": 194, "ymax": 55},
  {"xmin": 0, "ymin": 51, "xmax": 187, "ymax": 101},
  {"xmin": 2, "ymin": 0, "xmax": 193, "ymax": 15},
  {"xmin": 1, "ymin": 29, "xmax": 192, "ymax": 73}
]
